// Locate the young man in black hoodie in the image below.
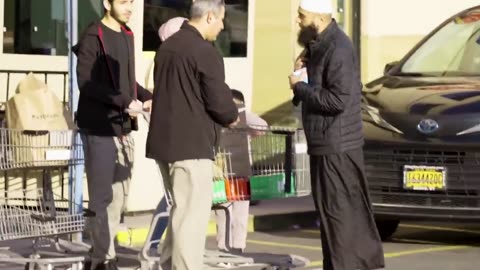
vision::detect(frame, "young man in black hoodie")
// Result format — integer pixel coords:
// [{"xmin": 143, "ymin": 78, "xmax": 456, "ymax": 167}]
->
[
  {"xmin": 74, "ymin": 1, "xmax": 152, "ymax": 269},
  {"xmin": 146, "ymin": 0, "xmax": 239, "ymax": 269}
]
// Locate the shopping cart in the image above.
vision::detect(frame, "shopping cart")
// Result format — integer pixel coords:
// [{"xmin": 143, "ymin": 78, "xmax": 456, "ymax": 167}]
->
[
  {"xmin": 138, "ymin": 126, "xmax": 311, "ymax": 270},
  {"xmin": 0, "ymin": 128, "xmax": 86, "ymax": 270}
]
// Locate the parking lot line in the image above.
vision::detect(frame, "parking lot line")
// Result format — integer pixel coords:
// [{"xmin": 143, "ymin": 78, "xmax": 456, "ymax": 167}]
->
[
  {"xmin": 304, "ymin": 224, "xmax": 480, "ymax": 237},
  {"xmin": 390, "ymin": 238, "xmax": 442, "ymax": 245},
  {"xmin": 399, "ymin": 224, "xmax": 480, "ymax": 235},
  {"xmin": 384, "ymin": 245, "xmax": 471, "ymax": 258},
  {"xmin": 300, "ymin": 229, "xmax": 320, "ymax": 234},
  {"xmin": 306, "ymin": 245, "xmax": 473, "ymax": 268},
  {"xmin": 306, "ymin": 260, "xmax": 323, "ymax": 268},
  {"xmin": 246, "ymin": 239, "xmax": 322, "ymax": 251},
  {"xmin": 300, "ymin": 230, "xmax": 442, "ymax": 244}
]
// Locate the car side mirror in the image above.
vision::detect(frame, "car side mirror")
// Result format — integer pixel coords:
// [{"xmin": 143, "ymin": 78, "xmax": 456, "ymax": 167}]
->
[{"xmin": 384, "ymin": 61, "xmax": 400, "ymax": 75}]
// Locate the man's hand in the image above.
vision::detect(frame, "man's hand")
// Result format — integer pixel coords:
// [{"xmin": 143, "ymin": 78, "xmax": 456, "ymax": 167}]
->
[
  {"xmin": 143, "ymin": 100, "xmax": 152, "ymax": 113},
  {"xmin": 294, "ymin": 49, "xmax": 307, "ymax": 70},
  {"xmin": 294, "ymin": 57, "xmax": 305, "ymax": 70},
  {"xmin": 128, "ymin": 99, "xmax": 143, "ymax": 117},
  {"xmin": 228, "ymin": 116, "xmax": 240, "ymax": 128},
  {"xmin": 289, "ymin": 69, "xmax": 307, "ymax": 89}
]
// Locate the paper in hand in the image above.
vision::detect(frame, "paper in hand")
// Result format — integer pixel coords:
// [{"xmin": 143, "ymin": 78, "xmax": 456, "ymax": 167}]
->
[
  {"xmin": 292, "ymin": 67, "xmax": 308, "ymax": 106},
  {"xmin": 293, "ymin": 67, "xmax": 308, "ymax": 83}
]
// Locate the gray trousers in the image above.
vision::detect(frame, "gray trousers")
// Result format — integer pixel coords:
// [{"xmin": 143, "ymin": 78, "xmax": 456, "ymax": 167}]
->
[
  {"xmin": 81, "ymin": 134, "xmax": 134, "ymax": 265},
  {"xmin": 214, "ymin": 201, "xmax": 249, "ymax": 251},
  {"xmin": 158, "ymin": 159, "xmax": 213, "ymax": 270}
]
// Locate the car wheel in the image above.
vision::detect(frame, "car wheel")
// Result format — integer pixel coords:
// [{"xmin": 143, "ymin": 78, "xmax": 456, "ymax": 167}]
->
[{"xmin": 375, "ymin": 219, "xmax": 400, "ymax": 241}]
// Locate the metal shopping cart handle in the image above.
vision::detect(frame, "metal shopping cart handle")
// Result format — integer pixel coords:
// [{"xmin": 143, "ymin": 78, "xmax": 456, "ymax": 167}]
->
[
  {"xmin": 125, "ymin": 108, "xmax": 150, "ymax": 123},
  {"xmin": 31, "ymin": 213, "xmax": 56, "ymax": 222},
  {"xmin": 30, "ymin": 209, "xmax": 96, "ymax": 223},
  {"xmin": 270, "ymin": 129, "xmax": 296, "ymax": 135},
  {"xmin": 21, "ymin": 130, "xmax": 50, "ymax": 135}
]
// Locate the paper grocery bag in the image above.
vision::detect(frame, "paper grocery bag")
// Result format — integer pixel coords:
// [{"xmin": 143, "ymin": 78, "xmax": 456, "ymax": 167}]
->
[
  {"xmin": 6, "ymin": 73, "xmax": 74, "ymax": 130},
  {"xmin": 5, "ymin": 73, "xmax": 75, "ymax": 168}
]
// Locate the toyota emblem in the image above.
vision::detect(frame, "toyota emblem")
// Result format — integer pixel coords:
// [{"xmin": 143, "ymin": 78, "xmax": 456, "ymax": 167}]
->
[{"xmin": 417, "ymin": 119, "xmax": 439, "ymax": 134}]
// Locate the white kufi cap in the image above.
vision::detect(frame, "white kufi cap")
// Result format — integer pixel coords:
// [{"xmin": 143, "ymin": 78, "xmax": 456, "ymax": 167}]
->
[{"xmin": 300, "ymin": 0, "xmax": 333, "ymax": 14}]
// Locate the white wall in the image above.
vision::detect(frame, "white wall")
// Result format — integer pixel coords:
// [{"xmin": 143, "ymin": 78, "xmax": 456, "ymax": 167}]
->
[{"xmin": 362, "ymin": 0, "xmax": 480, "ymax": 36}]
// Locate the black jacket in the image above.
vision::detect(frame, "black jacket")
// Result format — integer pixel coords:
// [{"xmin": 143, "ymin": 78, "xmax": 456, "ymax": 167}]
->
[
  {"xmin": 73, "ymin": 22, "xmax": 152, "ymax": 136},
  {"xmin": 146, "ymin": 23, "xmax": 239, "ymax": 162},
  {"xmin": 293, "ymin": 20, "xmax": 364, "ymax": 155}
]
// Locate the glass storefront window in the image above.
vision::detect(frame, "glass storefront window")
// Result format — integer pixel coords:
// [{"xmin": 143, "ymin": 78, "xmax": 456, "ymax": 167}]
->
[
  {"xmin": 3, "ymin": 0, "xmax": 68, "ymax": 56},
  {"xmin": 143, "ymin": 0, "xmax": 249, "ymax": 57},
  {"xmin": 333, "ymin": 0, "xmax": 361, "ymax": 60},
  {"xmin": 336, "ymin": 0, "xmax": 346, "ymax": 31},
  {"xmin": 78, "ymin": 0, "xmax": 103, "ymax": 36}
]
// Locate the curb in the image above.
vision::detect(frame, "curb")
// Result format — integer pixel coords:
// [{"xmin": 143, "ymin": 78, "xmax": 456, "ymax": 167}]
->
[{"xmin": 116, "ymin": 211, "xmax": 318, "ymax": 247}]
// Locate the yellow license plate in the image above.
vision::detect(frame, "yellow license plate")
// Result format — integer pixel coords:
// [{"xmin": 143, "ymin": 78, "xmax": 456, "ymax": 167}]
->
[{"xmin": 403, "ymin": 165, "xmax": 446, "ymax": 191}]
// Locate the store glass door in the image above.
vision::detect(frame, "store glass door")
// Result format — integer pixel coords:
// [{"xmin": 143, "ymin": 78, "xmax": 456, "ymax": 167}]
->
[{"xmin": 335, "ymin": 0, "xmax": 360, "ymax": 59}]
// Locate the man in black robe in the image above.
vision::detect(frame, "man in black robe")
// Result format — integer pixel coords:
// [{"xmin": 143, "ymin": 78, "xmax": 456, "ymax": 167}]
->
[{"xmin": 288, "ymin": 0, "xmax": 385, "ymax": 269}]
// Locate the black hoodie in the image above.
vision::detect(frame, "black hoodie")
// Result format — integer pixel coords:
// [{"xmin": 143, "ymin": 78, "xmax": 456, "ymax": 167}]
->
[{"xmin": 73, "ymin": 22, "xmax": 152, "ymax": 136}]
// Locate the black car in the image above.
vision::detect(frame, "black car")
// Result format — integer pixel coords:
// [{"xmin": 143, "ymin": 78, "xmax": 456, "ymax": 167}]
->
[{"xmin": 362, "ymin": 5, "xmax": 480, "ymax": 239}]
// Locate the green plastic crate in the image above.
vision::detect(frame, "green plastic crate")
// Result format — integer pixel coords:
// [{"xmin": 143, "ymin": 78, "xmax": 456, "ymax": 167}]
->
[
  {"xmin": 212, "ymin": 179, "xmax": 228, "ymax": 204},
  {"xmin": 250, "ymin": 173, "xmax": 295, "ymax": 200}
]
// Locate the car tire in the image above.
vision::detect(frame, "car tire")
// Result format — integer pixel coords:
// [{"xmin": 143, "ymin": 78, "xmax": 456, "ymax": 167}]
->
[{"xmin": 375, "ymin": 219, "xmax": 400, "ymax": 241}]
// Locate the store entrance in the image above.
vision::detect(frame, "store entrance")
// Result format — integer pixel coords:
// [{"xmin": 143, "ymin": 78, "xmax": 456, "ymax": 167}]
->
[{"xmin": 335, "ymin": 0, "xmax": 361, "ymax": 60}]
